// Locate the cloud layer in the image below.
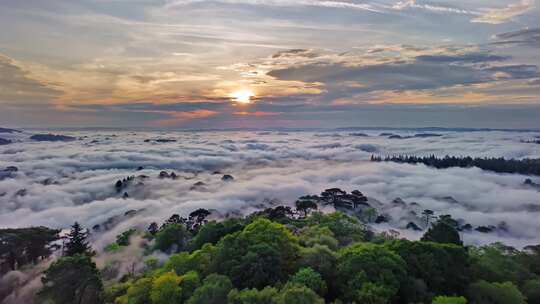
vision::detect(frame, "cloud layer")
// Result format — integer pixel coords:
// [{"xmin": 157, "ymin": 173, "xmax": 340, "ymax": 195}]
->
[{"xmin": 1, "ymin": 129, "xmax": 540, "ymax": 249}]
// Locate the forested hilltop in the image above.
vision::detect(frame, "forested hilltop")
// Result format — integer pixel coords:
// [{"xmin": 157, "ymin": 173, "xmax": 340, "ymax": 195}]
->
[
  {"xmin": 371, "ymin": 155, "xmax": 540, "ymax": 176},
  {"xmin": 2, "ymin": 197, "xmax": 540, "ymax": 304}
]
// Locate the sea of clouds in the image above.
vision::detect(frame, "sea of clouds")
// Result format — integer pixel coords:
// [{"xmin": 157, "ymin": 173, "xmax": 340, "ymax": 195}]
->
[{"xmin": 1, "ymin": 129, "xmax": 540, "ymax": 250}]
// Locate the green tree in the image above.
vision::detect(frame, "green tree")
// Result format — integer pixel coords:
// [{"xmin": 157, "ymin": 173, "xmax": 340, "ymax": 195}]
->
[
  {"xmin": 290, "ymin": 267, "xmax": 327, "ymax": 296},
  {"xmin": 150, "ymin": 271, "xmax": 183, "ymax": 304},
  {"xmin": 190, "ymin": 219, "xmax": 244, "ymax": 251},
  {"xmin": 116, "ymin": 228, "xmax": 137, "ymax": 246},
  {"xmin": 124, "ymin": 277, "xmax": 153, "ymax": 304},
  {"xmin": 521, "ymin": 278, "xmax": 540, "ymax": 304},
  {"xmin": 298, "ymin": 225, "xmax": 338, "ymax": 250},
  {"xmin": 299, "ymin": 244, "xmax": 337, "ymax": 278},
  {"xmin": 65, "ymin": 222, "xmax": 93, "ymax": 256},
  {"xmin": 357, "ymin": 282, "xmax": 392, "ymax": 304},
  {"xmin": 187, "ymin": 274, "xmax": 233, "ymax": 304},
  {"xmin": 38, "ymin": 255, "xmax": 103, "ymax": 304},
  {"xmin": 211, "ymin": 219, "xmax": 300, "ymax": 289},
  {"xmin": 165, "ymin": 244, "xmax": 216, "ymax": 276},
  {"xmin": 298, "ymin": 244, "xmax": 338, "ymax": 297},
  {"xmin": 520, "ymin": 244, "xmax": 540, "ymax": 275},
  {"xmin": 188, "ymin": 208, "xmax": 211, "ymax": 231},
  {"xmin": 249, "ymin": 206, "xmax": 295, "ymax": 223},
  {"xmin": 103, "ymin": 282, "xmax": 130, "ymax": 304},
  {"xmin": 336, "ymin": 243, "xmax": 406, "ymax": 303},
  {"xmin": 144, "ymin": 256, "xmax": 160, "ymax": 272},
  {"xmin": 295, "ymin": 198, "xmax": 318, "ymax": 217},
  {"xmin": 432, "ymin": 296, "xmax": 467, "ymax": 304},
  {"xmin": 154, "ymin": 223, "xmax": 191, "ymax": 253},
  {"xmin": 469, "ymin": 243, "xmax": 531, "ymax": 284},
  {"xmin": 0, "ymin": 226, "xmax": 59, "ymax": 270},
  {"xmin": 228, "ymin": 287, "xmax": 278, "ymax": 304},
  {"xmin": 147, "ymin": 222, "xmax": 159, "ymax": 235},
  {"xmin": 307, "ymin": 212, "xmax": 365, "ymax": 246},
  {"xmin": 273, "ymin": 283, "xmax": 324, "ymax": 304},
  {"xmin": 467, "ymin": 281, "xmax": 526, "ymax": 304},
  {"xmin": 386, "ymin": 240, "xmax": 469, "ymax": 300},
  {"xmin": 421, "ymin": 219, "xmax": 462, "ymax": 245},
  {"xmin": 179, "ymin": 271, "xmax": 201, "ymax": 302},
  {"xmin": 165, "ymin": 252, "xmax": 193, "ymax": 275},
  {"xmin": 422, "ymin": 209, "xmax": 435, "ymax": 227},
  {"xmin": 362, "ymin": 207, "xmax": 378, "ymax": 223}
]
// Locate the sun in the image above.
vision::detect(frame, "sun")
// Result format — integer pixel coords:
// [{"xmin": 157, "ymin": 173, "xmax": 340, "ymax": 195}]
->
[{"xmin": 231, "ymin": 89, "xmax": 254, "ymax": 104}]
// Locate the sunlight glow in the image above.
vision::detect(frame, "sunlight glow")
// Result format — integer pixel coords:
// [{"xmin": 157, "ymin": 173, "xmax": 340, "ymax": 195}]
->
[{"xmin": 231, "ymin": 89, "xmax": 254, "ymax": 104}]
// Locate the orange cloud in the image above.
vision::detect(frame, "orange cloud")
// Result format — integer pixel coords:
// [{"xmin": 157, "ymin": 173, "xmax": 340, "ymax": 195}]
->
[
  {"xmin": 168, "ymin": 109, "xmax": 219, "ymax": 119},
  {"xmin": 147, "ymin": 109, "xmax": 219, "ymax": 127},
  {"xmin": 233, "ymin": 111, "xmax": 282, "ymax": 117}
]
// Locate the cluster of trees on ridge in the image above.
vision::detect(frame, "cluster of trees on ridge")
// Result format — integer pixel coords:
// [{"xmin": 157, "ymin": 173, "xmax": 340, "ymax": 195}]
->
[
  {"xmin": 371, "ymin": 155, "xmax": 540, "ymax": 176},
  {"xmin": 2, "ymin": 195, "xmax": 540, "ymax": 303}
]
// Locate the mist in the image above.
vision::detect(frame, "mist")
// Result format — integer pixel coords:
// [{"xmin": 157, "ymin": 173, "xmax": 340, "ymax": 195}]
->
[{"xmin": 1, "ymin": 129, "xmax": 539, "ymax": 250}]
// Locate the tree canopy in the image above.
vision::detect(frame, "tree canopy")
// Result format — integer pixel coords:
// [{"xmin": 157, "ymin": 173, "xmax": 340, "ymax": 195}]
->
[
  {"xmin": 65, "ymin": 222, "xmax": 93, "ymax": 256},
  {"xmin": 0, "ymin": 226, "xmax": 59, "ymax": 270},
  {"xmin": 38, "ymin": 255, "xmax": 103, "ymax": 304},
  {"xmin": 211, "ymin": 218, "xmax": 300, "ymax": 289},
  {"xmin": 8, "ymin": 205, "xmax": 540, "ymax": 304}
]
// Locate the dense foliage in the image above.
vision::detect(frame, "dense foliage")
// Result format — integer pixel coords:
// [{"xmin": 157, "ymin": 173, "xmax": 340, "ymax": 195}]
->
[
  {"xmin": 371, "ymin": 155, "xmax": 540, "ymax": 176},
  {"xmin": 65, "ymin": 221, "xmax": 94, "ymax": 256},
  {"xmin": 0, "ymin": 226, "xmax": 59, "ymax": 271},
  {"xmin": 4, "ymin": 198, "xmax": 540, "ymax": 303},
  {"xmin": 39, "ymin": 254, "xmax": 103, "ymax": 304}
]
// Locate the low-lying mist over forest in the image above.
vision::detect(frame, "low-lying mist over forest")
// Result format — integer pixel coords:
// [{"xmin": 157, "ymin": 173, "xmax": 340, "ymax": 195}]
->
[{"xmin": 1, "ymin": 128, "xmax": 540, "ymax": 249}]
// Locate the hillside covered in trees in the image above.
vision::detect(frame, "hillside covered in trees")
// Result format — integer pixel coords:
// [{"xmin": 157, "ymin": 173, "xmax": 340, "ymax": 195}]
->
[
  {"xmin": 371, "ymin": 155, "xmax": 540, "ymax": 176},
  {"xmin": 2, "ymin": 195, "xmax": 540, "ymax": 304}
]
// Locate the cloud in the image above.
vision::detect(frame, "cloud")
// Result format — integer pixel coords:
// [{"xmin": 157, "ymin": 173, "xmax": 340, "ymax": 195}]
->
[
  {"xmin": 484, "ymin": 64, "xmax": 539, "ymax": 79},
  {"xmin": 3, "ymin": 0, "xmax": 540, "ymax": 129},
  {"xmin": 146, "ymin": 109, "xmax": 220, "ymax": 127},
  {"xmin": 233, "ymin": 111, "xmax": 282, "ymax": 117},
  {"xmin": 472, "ymin": 0, "xmax": 535, "ymax": 24},
  {"xmin": 391, "ymin": 0, "xmax": 476, "ymax": 15},
  {"xmin": 0, "ymin": 258, "xmax": 52, "ymax": 304},
  {"xmin": 1, "ymin": 129, "xmax": 540, "ymax": 253},
  {"xmin": 165, "ymin": 0, "xmax": 382, "ymax": 12},
  {"xmin": 266, "ymin": 47, "xmax": 539, "ymax": 101},
  {"xmin": 528, "ymin": 78, "xmax": 540, "ymax": 85},
  {"xmin": 494, "ymin": 27, "xmax": 540, "ymax": 47},
  {"xmin": 415, "ymin": 53, "xmax": 510, "ymax": 63},
  {"xmin": 0, "ymin": 55, "xmax": 61, "ymax": 104}
]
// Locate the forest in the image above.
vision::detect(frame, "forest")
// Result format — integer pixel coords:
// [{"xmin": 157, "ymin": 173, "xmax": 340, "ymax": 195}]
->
[
  {"xmin": 2, "ymin": 195, "xmax": 540, "ymax": 304},
  {"xmin": 371, "ymin": 155, "xmax": 540, "ymax": 176}
]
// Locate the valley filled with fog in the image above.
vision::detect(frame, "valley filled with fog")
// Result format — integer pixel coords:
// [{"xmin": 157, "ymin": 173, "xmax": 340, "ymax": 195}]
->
[{"xmin": 1, "ymin": 129, "xmax": 540, "ymax": 250}]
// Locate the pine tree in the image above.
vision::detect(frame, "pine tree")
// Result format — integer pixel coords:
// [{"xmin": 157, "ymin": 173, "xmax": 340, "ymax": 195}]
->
[
  {"xmin": 64, "ymin": 222, "xmax": 92, "ymax": 256},
  {"xmin": 147, "ymin": 222, "xmax": 159, "ymax": 235},
  {"xmin": 421, "ymin": 209, "xmax": 435, "ymax": 227}
]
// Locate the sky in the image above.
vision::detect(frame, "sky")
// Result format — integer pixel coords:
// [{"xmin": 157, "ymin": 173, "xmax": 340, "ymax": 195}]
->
[{"xmin": 1, "ymin": 0, "xmax": 540, "ymax": 129}]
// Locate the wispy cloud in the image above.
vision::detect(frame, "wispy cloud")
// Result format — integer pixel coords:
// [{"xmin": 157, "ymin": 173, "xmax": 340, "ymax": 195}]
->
[
  {"xmin": 493, "ymin": 27, "xmax": 540, "ymax": 47},
  {"xmin": 262, "ymin": 45, "xmax": 540, "ymax": 104},
  {"xmin": 133, "ymin": 109, "xmax": 220, "ymax": 127},
  {"xmin": 472, "ymin": 0, "xmax": 535, "ymax": 24},
  {"xmin": 390, "ymin": 0, "xmax": 477, "ymax": 15},
  {"xmin": 390, "ymin": 0, "xmax": 536, "ymax": 24},
  {"xmin": 0, "ymin": 54, "xmax": 61, "ymax": 104},
  {"xmin": 165, "ymin": 0, "xmax": 382, "ymax": 12}
]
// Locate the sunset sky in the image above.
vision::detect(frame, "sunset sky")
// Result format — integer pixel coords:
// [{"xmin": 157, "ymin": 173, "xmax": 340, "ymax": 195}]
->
[{"xmin": 1, "ymin": 0, "xmax": 540, "ymax": 129}]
